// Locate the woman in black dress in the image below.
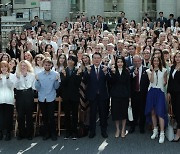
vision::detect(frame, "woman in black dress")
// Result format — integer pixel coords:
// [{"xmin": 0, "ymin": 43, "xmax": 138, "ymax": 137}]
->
[
  {"xmin": 167, "ymin": 51, "xmax": 180, "ymax": 142},
  {"xmin": 109, "ymin": 56, "xmax": 131, "ymax": 138}
]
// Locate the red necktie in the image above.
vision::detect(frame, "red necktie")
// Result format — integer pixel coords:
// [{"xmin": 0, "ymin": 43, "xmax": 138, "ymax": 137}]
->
[{"xmin": 135, "ymin": 68, "xmax": 140, "ymax": 91}]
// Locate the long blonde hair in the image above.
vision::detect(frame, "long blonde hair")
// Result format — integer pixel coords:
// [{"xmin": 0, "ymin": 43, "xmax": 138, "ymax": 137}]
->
[{"xmin": 16, "ymin": 60, "xmax": 34, "ymax": 74}]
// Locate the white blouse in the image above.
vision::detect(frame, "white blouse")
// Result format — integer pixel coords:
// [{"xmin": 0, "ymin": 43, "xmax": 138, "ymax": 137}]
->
[
  {"xmin": 0, "ymin": 74, "xmax": 16, "ymax": 105},
  {"xmin": 146, "ymin": 68, "xmax": 167, "ymax": 92},
  {"xmin": 15, "ymin": 72, "xmax": 35, "ymax": 90},
  {"xmin": 34, "ymin": 66, "xmax": 44, "ymax": 75}
]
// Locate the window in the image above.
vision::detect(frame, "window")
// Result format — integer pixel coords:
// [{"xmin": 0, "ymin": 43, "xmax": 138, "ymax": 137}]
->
[{"xmin": 14, "ymin": 0, "xmax": 26, "ymax": 4}]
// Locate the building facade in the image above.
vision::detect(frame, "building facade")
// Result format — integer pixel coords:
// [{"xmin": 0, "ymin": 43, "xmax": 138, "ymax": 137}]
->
[{"xmin": 1, "ymin": 0, "xmax": 180, "ymax": 23}]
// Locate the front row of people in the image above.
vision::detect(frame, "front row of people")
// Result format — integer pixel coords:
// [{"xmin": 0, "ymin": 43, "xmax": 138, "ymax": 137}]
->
[{"xmin": 0, "ymin": 51, "xmax": 180, "ymax": 144}]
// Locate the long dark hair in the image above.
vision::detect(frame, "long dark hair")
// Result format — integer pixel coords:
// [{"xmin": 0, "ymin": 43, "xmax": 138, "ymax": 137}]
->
[
  {"xmin": 57, "ymin": 53, "xmax": 67, "ymax": 68},
  {"xmin": 173, "ymin": 51, "xmax": 180, "ymax": 66},
  {"xmin": 151, "ymin": 56, "xmax": 163, "ymax": 71},
  {"xmin": 152, "ymin": 48, "xmax": 166, "ymax": 68},
  {"xmin": 115, "ymin": 56, "xmax": 127, "ymax": 71}
]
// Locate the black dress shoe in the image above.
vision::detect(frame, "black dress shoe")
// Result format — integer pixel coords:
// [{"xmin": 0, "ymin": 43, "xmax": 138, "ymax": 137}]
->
[
  {"xmin": 17, "ymin": 135, "xmax": 24, "ymax": 140},
  {"xmin": 101, "ymin": 132, "xmax": 108, "ymax": 138},
  {"xmin": 72, "ymin": 133, "xmax": 77, "ymax": 140},
  {"xmin": 5, "ymin": 133, "xmax": 11, "ymax": 141},
  {"xmin": 43, "ymin": 134, "xmax": 50, "ymax": 140},
  {"xmin": 64, "ymin": 132, "xmax": 71, "ymax": 140},
  {"xmin": 51, "ymin": 135, "xmax": 57, "ymax": 141},
  {"xmin": 0, "ymin": 131, "xmax": 3, "ymax": 140},
  {"xmin": 89, "ymin": 132, "xmax": 96, "ymax": 138},
  {"xmin": 129, "ymin": 127, "xmax": 135, "ymax": 134}
]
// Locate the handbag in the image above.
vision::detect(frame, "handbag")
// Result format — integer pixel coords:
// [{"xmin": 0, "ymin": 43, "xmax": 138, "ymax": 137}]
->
[
  {"xmin": 165, "ymin": 102, "xmax": 175, "ymax": 141},
  {"xmin": 128, "ymin": 101, "xmax": 133, "ymax": 121}
]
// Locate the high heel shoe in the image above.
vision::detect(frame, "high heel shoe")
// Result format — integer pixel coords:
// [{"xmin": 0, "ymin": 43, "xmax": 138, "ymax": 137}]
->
[
  {"xmin": 172, "ymin": 136, "xmax": 180, "ymax": 142},
  {"xmin": 121, "ymin": 131, "xmax": 126, "ymax": 138},
  {"xmin": 115, "ymin": 130, "xmax": 120, "ymax": 138}
]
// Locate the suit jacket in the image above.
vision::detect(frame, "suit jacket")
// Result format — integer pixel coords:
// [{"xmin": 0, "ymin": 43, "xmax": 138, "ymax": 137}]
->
[
  {"xmin": 167, "ymin": 65, "xmax": 180, "ymax": 94},
  {"xmin": 125, "ymin": 56, "xmax": 133, "ymax": 68},
  {"xmin": 156, "ymin": 17, "xmax": 167, "ymax": 27},
  {"xmin": 109, "ymin": 69, "xmax": 130, "ymax": 99},
  {"xmin": 166, "ymin": 19, "xmax": 176, "ymax": 27},
  {"xmin": 129, "ymin": 66, "xmax": 149, "ymax": 97},
  {"xmin": 84, "ymin": 65, "xmax": 109, "ymax": 101},
  {"xmin": 103, "ymin": 23, "xmax": 110, "ymax": 31},
  {"xmin": 60, "ymin": 67, "xmax": 82, "ymax": 102},
  {"xmin": 6, "ymin": 48, "xmax": 21, "ymax": 60}
]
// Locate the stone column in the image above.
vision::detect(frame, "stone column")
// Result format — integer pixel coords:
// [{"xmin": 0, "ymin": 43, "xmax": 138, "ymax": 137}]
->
[
  {"xmin": 156, "ymin": 0, "xmax": 177, "ymax": 18},
  {"xmin": 85, "ymin": 0, "xmax": 104, "ymax": 19},
  {"xmin": 123, "ymin": 0, "xmax": 142, "ymax": 23},
  {"xmin": 51, "ymin": 0, "xmax": 70, "ymax": 23}
]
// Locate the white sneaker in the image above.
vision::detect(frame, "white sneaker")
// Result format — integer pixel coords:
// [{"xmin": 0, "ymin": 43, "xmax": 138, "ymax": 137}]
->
[
  {"xmin": 159, "ymin": 131, "xmax": 165, "ymax": 143},
  {"xmin": 151, "ymin": 127, "xmax": 158, "ymax": 139}
]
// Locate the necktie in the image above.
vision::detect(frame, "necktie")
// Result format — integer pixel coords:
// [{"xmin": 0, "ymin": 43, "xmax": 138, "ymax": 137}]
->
[
  {"xmin": 96, "ymin": 67, "xmax": 99, "ymax": 79},
  {"xmin": 135, "ymin": 68, "xmax": 140, "ymax": 91}
]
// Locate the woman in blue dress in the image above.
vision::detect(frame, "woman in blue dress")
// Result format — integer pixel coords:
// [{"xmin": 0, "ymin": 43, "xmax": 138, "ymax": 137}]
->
[{"xmin": 145, "ymin": 56, "xmax": 168, "ymax": 144}]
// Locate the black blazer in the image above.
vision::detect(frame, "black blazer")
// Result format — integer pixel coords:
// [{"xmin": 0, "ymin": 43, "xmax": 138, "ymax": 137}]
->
[
  {"xmin": 60, "ymin": 67, "xmax": 82, "ymax": 102},
  {"xmin": 166, "ymin": 19, "xmax": 176, "ymax": 27},
  {"xmin": 167, "ymin": 65, "xmax": 180, "ymax": 94},
  {"xmin": 129, "ymin": 66, "xmax": 149, "ymax": 96},
  {"xmin": 109, "ymin": 69, "xmax": 130, "ymax": 99},
  {"xmin": 156, "ymin": 17, "xmax": 167, "ymax": 27},
  {"xmin": 6, "ymin": 48, "xmax": 21, "ymax": 60}
]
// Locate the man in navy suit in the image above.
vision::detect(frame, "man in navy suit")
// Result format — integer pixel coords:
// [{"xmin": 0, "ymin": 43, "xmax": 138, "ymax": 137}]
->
[
  {"xmin": 84, "ymin": 52, "xmax": 109, "ymax": 138},
  {"xmin": 156, "ymin": 12, "xmax": 167, "ymax": 28},
  {"xmin": 167, "ymin": 14, "xmax": 176, "ymax": 27},
  {"xmin": 125, "ymin": 44, "xmax": 136, "ymax": 68}
]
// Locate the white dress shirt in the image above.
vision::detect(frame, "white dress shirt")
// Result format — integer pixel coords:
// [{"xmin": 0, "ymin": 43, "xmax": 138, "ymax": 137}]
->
[{"xmin": 15, "ymin": 72, "xmax": 35, "ymax": 90}]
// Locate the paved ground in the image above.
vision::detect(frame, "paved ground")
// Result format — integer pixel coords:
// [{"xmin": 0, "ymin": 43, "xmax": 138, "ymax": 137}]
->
[{"xmin": 0, "ymin": 119, "xmax": 180, "ymax": 154}]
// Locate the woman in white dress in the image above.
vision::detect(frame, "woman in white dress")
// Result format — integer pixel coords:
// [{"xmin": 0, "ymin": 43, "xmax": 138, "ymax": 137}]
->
[{"xmin": 0, "ymin": 61, "xmax": 15, "ymax": 141}]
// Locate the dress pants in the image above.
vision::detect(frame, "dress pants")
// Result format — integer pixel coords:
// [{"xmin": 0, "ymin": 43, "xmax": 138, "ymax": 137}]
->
[
  {"xmin": 39, "ymin": 101, "xmax": 56, "ymax": 136},
  {"xmin": 64, "ymin": 100, "xmax": 79, "ymax": 134},
  {"xmin": 171, "ymin": 92, "xmax": 180, "ymax": 129},
  {"xmin": 0, "ymin": 104, "xmax": 14, "ymax": 132},
  {"xmin": 89, "ymin": 94, "xmax": 108, "ymax": 133},
  {"xmin": 130, "ymin": 91, "xmax": 146, "ymax": 130},
  {"xmin": 16, "ymin": 89, "xmax": 34, "ymax": 137}
]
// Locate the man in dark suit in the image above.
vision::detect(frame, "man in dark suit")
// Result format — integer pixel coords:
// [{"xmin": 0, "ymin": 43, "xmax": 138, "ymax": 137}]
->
[
  {"xmin": 125, "ymin": 44, "xmax": 136, "ymax": 68},
  {"xmin": 166, "ymin": 14, "xmax": 176, "ymax": 27},
  {"xmin": 84, "ymin": 52, "xmax": 109, "ymax": 138},
  {"xmin": 118, "ymin": 11, "xmax": 125, "ymax": 24},
  {"xmin": 156, "ymin": 12, "xmax": 167, "ymax": 28},
  {"xmin": 129, "ymin": 55, "xmax": 149, "ymax": 134},
  {"xmin": 60, "ymin": 55, "xmax": 82, "ymax": 140}
]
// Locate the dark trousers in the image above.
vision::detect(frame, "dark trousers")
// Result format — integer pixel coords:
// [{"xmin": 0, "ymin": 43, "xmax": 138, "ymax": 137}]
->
[
  {"xmin": 131, "ymin": 91, "xmax": 146, "ymax": 130},
  {"xmin": 64, "ymin": 100, "xmax": 79, "ymax": 134},
  {"xmin": 16, "ymin": 89, "xmax": 34, "ymax": 137},
  {"xmin": 89, "ymin": 94, "xmax": 108, "ymax": 133},
  {"xmin": 39, "ymin": 101, "xmax": 56, "ymax": 136},
  {"xmin": 171, "ymin": 92, "xmax": 180, "ymax": 129},
  {"xmin": 0, "ymin": 104, "xmax": 14, "ymax": 132}
]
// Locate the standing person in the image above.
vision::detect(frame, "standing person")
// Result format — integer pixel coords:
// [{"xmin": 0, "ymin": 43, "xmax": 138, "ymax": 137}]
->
[
  {"xmin": 145, "ymin": 56, "xmax": 168, "ymax": 144},
  {"xmin": 35, "ymin": 57, "xmax": 60, "ymax": 141},
  {"xmin": 129, "ymin": 55, "xmax": 149, "ymax": 134},
  {"xmin": 0, "ymin": 61, "xmax": 15, "ymax": 141},
  {"xmin": 60, "ymin": 55, "xmax": 82, "ymax": 140},
  {"xmin": 167, "ymin": 51, "xmax": 180, "ymax": 142},
  {"xmin": 15, "ymin": 60, "xmax": 35, "ymax": 140},
  {"xmin": 109, "ymin": 56, "xmax": 131, "ymax": 138},
  {"xmin": 84, "ymin": 52, "xmax": 109, "ymax": 138}
]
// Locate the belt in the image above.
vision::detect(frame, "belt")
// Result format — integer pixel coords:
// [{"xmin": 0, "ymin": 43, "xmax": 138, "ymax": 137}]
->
[{"xmin": 17, "ymin": 88, "xmax": 32, "ymax": 92}]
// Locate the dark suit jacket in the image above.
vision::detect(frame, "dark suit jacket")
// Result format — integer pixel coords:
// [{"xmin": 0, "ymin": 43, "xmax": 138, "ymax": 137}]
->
[
  {"xmin": 156, "ymin": 17, "xmax": 167, "ymax": 27},
  {"xmin": 167, "ymin": 65, "xmax": 180, "ymax": 94},
  {"xmin": 6, "ymin": 48, "xmax": 21, "ymax": 60},
  {"xmin": 103, "ymin": 23, "xmax": 110, "ymax": 31},
  {"xmin": 129, "ymin": 66, "xmax": 149, "ymax": 97},
  {"xmin": 60, "ymin": 67, "xmax": 82, "ymax": 102},
  {"xmin": 84, "ymin": 65, "xmax": 109, "ymax": 101},
  {"xmin": 166, "ymin": 19, "xmax": 176, "ymax": 27},
  {"xmin": 109, "ymin": 69, "xmax": 130, "ymax": 99},
  {"xmin": 125, "ymin": 56, "xmax": 133, "ymax": 68}
]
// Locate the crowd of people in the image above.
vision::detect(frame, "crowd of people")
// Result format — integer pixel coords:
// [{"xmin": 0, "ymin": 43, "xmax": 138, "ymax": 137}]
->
[{"xmin": 0, "ymin": 11, "xmax": 180, "ymax": 144}]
